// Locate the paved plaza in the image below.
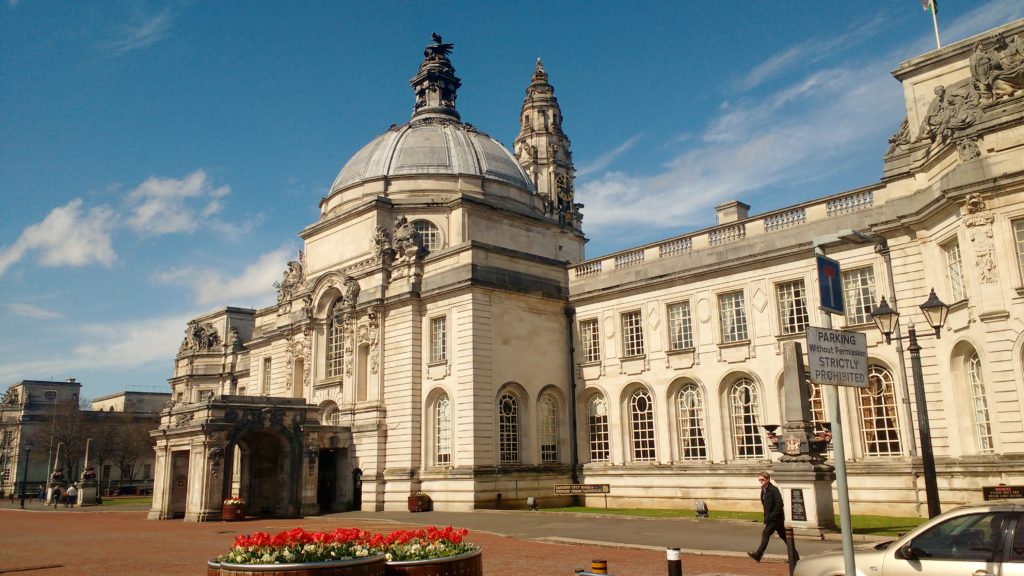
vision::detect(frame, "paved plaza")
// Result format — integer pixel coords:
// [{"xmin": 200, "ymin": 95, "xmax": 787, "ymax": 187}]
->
[{"xmin": 0, "ymin": 498, "xmax": 867, "ymax": 575}]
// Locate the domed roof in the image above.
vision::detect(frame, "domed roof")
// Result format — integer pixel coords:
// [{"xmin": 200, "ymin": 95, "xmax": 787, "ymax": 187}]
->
[
  {"xmin": 330, "ymin": 120, "xmax": 534, "ymax": 193},
  {"xmin": 329, "ymin": 34, "xmax": 534, "ymax": 196}
]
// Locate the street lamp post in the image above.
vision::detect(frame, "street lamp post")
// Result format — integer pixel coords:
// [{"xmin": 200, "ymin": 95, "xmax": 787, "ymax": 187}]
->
[
  {"xmin": 19, "ymin": 439, "xmax": 33, "ymax": 508},
  {"xmin": 44, "ymin": 390, "xmax": 57, "ymax": 484},
  {"xmin": 871, "ymin": 288, "xmax": 949, "ymax": 519}
]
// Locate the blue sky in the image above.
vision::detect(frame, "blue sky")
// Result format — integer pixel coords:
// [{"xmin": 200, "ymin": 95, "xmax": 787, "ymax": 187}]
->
[{"xmin": 2, "ymin": 1, "xmax": 1022, "ymax": 400}]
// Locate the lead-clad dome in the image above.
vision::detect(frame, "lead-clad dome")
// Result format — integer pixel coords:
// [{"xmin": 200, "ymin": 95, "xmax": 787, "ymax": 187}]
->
[
  {"xmin": 330, "ymin": 121, "xmax": 534, "ymax": 193},
  {"xmin": 329, "ymin": 34, "xmax": 534, "ymax": 196}
]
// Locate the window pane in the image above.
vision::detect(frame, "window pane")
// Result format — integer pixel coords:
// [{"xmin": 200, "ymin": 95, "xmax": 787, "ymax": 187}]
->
[
  {"xmin": 1014, "ymin": 219, "xmax": 1024, "ymax": 285},
  {"xmin": 859, "ymin": 366, "xmax": 902, "ymax": 456},
  {"xmin": 911, "ymin": 512, "xmax": 1007, "ymax": 562},
  {"xmin": 630, "ymin": 389, "xmax": 656, "ymax": 462},
  {"xmin": 498, "ymin": 393, "xmax": 519, "ymax": 464},
  {"xmin": 842, "ymin": 268, "xmax": 877, "ymax": 326},
  {"xmin": 430, "ymin": 316, "xmax": 447, "ymax": 362},
  {"xmin": 580, "ymin": 319, "xmax": 601, "ymax": 363},
  {"xmin": 676, "ymin": 384, "xmax": 707, "ymax": 460},
  {"xmin": 435, "ymin": 395, "xmax": 452, "ymax": 465},
  {"xmin": 944, "ymin": 240, "xmax": 967, "ymax": 301},
  {"xmin": 540, "ymin": 395, "xmax": 558, "ymax": 463},
  {"xmin": 622, "ymin": 311, "xmax": 645, "ymax": 357},
  {"xmin": 729, "ymin": 379, "xmax": 764, "ymax": 459},
  {"xmin": 776, "ymin": 280, "xmax": 810, "ymax": 335},
  {"xmin": 588, "ymin": 395, "xmax": 610, "ymax": 462},
  {"xmin": 968, "ymin": 353, "xmax": 993, "ymax": 453},
  {"xmin": 327, "ymin": 302, "xmax": 345, "ymax": 378},
  {"xmin": 719, "ymin": 292, "xmax": 748, "ymax": 343},
  {"xmin": 668, "ymin": 302, "xmax": 694, "ymax": 350},
  {"xmin": 413, "ymin": 220, "xmax": 441, "ymax": 252}
]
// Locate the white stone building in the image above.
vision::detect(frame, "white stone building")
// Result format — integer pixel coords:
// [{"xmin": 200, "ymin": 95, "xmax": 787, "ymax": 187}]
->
[{"xmin": 150, "ymin": 20, "xmax": 1024, "ymax": 521}]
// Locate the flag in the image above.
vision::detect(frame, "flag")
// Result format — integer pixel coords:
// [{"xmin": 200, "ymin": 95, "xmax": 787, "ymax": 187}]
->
[{"xmin": 920, "ymin": 0, "xmax": 937, "ymax": 14}]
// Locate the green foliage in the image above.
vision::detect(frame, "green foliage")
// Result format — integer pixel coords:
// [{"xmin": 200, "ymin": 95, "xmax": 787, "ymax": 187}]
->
[{"xmin": 101, "ymin": 496, "xmax": 152, "ymax": 506}]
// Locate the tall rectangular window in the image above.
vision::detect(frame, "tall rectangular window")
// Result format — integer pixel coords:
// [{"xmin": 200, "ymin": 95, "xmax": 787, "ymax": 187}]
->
[
  {"xmin": 943, "ymin": 239, "xmax": 966, "ymax": 302},
  {"xmin": 776, "ymin": 280, "xmax": 810, "ymax": 335},
  {"xmin": 430, "ymin": 316, "xmax": 447, "ymax": 363},
  {"xmin": 326, "ymin": 304, "xmax": 345, "ymax": 378},
  {"xmin": 621, "ymin": 311, "xmax": 645, "ymax": 357},
  {"xmin": 842, "ymin": 267, "xmax": 877, "ymax": 326},
  {"xmin": 261, "ymin": 358, "xmax": 271, "ymax": 393},
  {"xmin": 580, "ymin": 319, "xmax": 601, "ymax": 363},
  {"xmin": 1015, "ymin": 219, "xmax": 1024, "ymax": 284},
  {"xmin": 588, "ymin": 396, "xmax": 610, "ymax": 463},
  {"xmin": 667, "ymin": 302, "xmax": 694, "ymax": 350},
  {"xmin": 719, "ymin": 291, "xmax": 748, "ymax": 343}
]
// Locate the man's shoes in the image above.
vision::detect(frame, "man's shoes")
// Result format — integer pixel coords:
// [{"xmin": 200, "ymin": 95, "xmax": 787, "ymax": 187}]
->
[{"xmin": 747, "ymin": 552, "xmax": 761, "ymax": 562}]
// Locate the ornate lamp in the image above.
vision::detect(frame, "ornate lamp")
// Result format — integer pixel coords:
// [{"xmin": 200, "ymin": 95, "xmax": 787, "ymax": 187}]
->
[
  {"xmin": 918, "ymin": 288, "xmax": 949, "ymax": 338},
  {"xmin": 870, "ymin": 297, "xmax": 900, "ymax": 344}
]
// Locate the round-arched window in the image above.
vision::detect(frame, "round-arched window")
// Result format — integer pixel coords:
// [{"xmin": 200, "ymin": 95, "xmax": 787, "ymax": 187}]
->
[{"xmin": 413, "ymin": 220, "xmax": 442, "ymax": 252}]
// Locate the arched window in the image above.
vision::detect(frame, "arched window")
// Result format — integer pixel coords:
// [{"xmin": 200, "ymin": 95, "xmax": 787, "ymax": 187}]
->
[
  {"xmin": 413, "ymin": 220, "xmax": 441, "ymax": 252},
  {"xmin": 675, "ymin": 384, "xmax": 707, "ymax": 460},
  {"xmin": 498, "ymin": 393, "xmax": 519, "ymax": 464},
  {"xmin": 539, "ymin": 394, "xmax": 559, "ymax": 463},
  {"xmin": 629, "ymin": 389, "xmax": 656, "ymax": 462},
  {"xmin": 729, "ymin": 378, "xmax": 764, "ymax": 459},
  {"xmin": 326, "ymin": 301, "xmax": 345, "ymax": 379},
  {"xmin": 968, "ymin": 353, "xmax": 994, "ymax": 453},
  {"xmin": 434, "ymin": 394, "xmax": 452, "ymax": 466},
  {"xmin": 587, "ymin": 395, "xmax": 609, "ymax": 463},
  {"xmin": 859, "ymin": 366, "xmax": 902, "ymax": 456}
]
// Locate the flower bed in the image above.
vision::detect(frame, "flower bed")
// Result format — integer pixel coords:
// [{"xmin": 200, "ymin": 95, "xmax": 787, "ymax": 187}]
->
[{"xmin": 210, "ymin": 526, "xmax": 479, "ymax": 576}]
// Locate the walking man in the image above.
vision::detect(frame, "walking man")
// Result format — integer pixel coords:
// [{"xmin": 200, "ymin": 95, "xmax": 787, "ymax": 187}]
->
[
  {"xmin": 748, "ymin": 471, "xmax": 797, "ymax": 563},
  {"xmin": 65, "ymin": 483, "xmax": 78, "ymax": 507}
]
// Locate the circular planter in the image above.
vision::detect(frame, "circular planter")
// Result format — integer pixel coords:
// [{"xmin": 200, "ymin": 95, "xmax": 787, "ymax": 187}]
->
[
  {"xmin": 221, "ymin": 503, "xmax": 244, "ymax": 521},
  {"xmin": 385, "ymin": 549, "xmax": 482, "ymax": 576},
  {"xmin": 209, "ymin": 554, "xmax": 386, "ymax": 576}
]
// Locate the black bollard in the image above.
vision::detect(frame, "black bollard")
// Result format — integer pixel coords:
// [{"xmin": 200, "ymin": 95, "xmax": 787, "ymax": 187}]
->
[
  {"xmin": 786, "ymin": 527, "xmax": 797, "ymax": 576},
  {"xmin": 666, "ymin": 548, "xmax": 681, "ymax": 576}
]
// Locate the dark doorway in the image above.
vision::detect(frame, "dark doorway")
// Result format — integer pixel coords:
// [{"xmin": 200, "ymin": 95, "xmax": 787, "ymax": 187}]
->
[
  {"xmin": 352, "ymin": 468, "xmax": 362, "ymax": 511},
  {"xmin": 317, "ymin": 449, "xmax": 337, "ymax": 512},
  {"xmin": 170, "ymin": 451, "xmax": 189, "ymax": 519}
]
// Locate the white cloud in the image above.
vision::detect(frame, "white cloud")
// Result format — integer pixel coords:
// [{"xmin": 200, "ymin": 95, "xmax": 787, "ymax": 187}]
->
[
  {"xmin": 576, "ymin": 135, "xmax": 641, "ymax": 177},
  {"xmin": 0, "ymin": 198, "xmax": 116, "ymax": 278},
  {"xmin": 6, "ymin": 302, "xmax": 63, "ymax": 320},
  {"xmin": 0, "ymin": 312, "xmax": 192, "ymax": 385},
  {"xmin": 125, "ymin": 170, "xmax": 232, "ymax": 236},
  {"xmin": 109, "ymin": 10, "xmax": 173, "ymax": 55},
  {"xmin": 153, "ymin": 246, "xmax": 293, "ymax": 308}
]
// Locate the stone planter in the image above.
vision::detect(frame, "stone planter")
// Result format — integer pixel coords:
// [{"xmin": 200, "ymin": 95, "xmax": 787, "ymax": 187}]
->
[
  {"xmin": 221, "ymin": 503, "xmax": 244, "ymax": 521},
  {"xmin": 406, "ymin": 495, "xmax": 431, "ymax": 512},
  {"xmin": 385, "ymin": 549, "xmax": 482, "ymax": 576},
  {"xmin": 209, "ymin": 554, "xmax": 386, "ymax": 576}
]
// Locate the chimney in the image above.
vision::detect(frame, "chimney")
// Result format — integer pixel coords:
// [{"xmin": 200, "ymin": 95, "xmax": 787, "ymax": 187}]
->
[{"xmin": 715, "ymin": 200, "xmax": 750, "ymax": 225}]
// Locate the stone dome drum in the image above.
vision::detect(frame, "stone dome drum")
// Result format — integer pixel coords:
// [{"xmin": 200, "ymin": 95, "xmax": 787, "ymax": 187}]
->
[{"xmin": 330, "ymin": 121, "xmax": 534, "ymax": 195}]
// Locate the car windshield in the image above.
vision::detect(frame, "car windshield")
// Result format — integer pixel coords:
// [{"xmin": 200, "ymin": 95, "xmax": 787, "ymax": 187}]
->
[{"xmin": 908, "ymin": 511, "xmax": 1007, "ymax": 562}]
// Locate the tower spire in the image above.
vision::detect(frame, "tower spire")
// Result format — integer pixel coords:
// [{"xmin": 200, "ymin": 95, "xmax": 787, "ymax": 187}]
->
[
  {"xmin": 514, "ymin": 58, "xmax": 578, "ymax": 226},
  {"xmin": 410, "ymin": 33, "xmax": 461, "ymax": 122}
]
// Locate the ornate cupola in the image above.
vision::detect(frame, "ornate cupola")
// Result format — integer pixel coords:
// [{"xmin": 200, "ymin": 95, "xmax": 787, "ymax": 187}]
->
[
  {"xmin": 514, "ymin": 59, "xmax": 577, "ymax": 225},
  {"xmin": 410, "ymin": 33, "xmax": 462, "ymax": 122}
]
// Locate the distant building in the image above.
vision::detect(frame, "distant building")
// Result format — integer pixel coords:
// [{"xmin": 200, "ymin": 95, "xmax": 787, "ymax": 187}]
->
[
  {"xmin": 152, "ymin": 19, "xmax": 1024, "ymax": 521},
  {"xmin": 0, "ymin": 379, "xmax": 168, "ymax": 497}
]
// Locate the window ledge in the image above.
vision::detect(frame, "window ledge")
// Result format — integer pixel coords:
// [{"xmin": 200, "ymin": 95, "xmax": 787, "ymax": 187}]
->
[
  {"xmin": 666, "ymin": 347, "xmax": 696, "ymax": 356},
  {"xmin": 718, "ymin": 339, "xmax": 750, "ymax": 348},
  {"xmin": 314, "ymin": 378, "xmax": 342, "ymax": 388},
  {"xmin": 620, "ymin": 354, "xmax": 647, "ymax": 362},
  {"xmin": 427, "ymin": 359, "xmax": 448, "ymax": 367},
  {"xmin": 776, "ymin": 331, "xmax": 806, "ymax": 341}
]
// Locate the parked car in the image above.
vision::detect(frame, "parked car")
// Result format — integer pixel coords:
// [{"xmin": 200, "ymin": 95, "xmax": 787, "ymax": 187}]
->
[{"xmin": 796, "ymin": 499, "xmax": 1024, "ymax": 576}]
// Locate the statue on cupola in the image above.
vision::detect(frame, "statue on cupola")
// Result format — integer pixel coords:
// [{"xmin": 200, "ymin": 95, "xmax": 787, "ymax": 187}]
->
[{"xmin": 514, "ymin": 59, "xmax": 579, "ymax": 227}]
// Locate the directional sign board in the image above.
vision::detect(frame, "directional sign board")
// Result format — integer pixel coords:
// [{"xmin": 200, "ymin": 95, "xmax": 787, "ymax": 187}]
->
[
  {"xmin": 806, "ymin": 327, "xmax": 868, "ymax": 387},
  {"xmin": 554, "ymin": 484, "xmax": 610, "ymax": 495},
  {"xmin": 816, "ymin": 255, "xmax": 844, "ymax": 315}
]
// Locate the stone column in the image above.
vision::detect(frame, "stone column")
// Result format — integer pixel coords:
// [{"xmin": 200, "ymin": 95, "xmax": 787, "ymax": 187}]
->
[{"xmin": 774, "ymin": 341, "xmax": 837, "ymax": 537}]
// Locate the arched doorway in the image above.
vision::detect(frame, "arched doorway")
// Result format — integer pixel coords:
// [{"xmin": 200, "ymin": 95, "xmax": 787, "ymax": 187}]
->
[{"xmin": 233, "ymin": 429, "xmax": 292, "ymax": 516}]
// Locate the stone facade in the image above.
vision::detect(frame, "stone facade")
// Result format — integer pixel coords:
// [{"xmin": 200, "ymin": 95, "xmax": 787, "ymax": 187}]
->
[{"xmin": 151, "ymin": 20, "xmax": 1024, "ymax": 521}]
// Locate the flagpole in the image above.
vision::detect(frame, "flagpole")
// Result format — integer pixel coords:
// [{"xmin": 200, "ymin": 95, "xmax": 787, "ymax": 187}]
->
[{"xmin": 929, "ymin": 0, "xmax": 941, "ymax": 49}]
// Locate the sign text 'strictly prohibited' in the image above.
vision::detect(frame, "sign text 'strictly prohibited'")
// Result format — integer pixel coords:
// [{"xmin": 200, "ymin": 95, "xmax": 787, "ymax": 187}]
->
[{"xmin": 806, "ymin": 327, "xmax": 868, "ymax": 387}]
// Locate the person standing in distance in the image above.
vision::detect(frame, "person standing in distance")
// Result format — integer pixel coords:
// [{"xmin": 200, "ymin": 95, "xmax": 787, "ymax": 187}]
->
[{"xmin": 748, "ymin": 471, "xmax": 797, "ymax": 562}]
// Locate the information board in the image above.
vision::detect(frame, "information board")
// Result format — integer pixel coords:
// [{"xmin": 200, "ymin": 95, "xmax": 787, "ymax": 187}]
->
[
  {"xmin": 790, "ymin": 488, "xmax": 807, "ymax": 522},
  {"xmin": 983, "ymin": 484, "xmax": 1024, "ymax": 500},
  {"xmin": 806, "ymin": 327, "xmax": 869, "ymax": 387},
  {"xmin": 554, "ymin": 484, "xmax": 610, "ymax": 495}
]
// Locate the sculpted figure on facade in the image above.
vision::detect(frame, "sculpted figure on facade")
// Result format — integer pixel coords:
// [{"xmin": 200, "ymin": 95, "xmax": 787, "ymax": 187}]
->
[
  {"xmin": 971, "ymin": 34, "xmax": 1024, "ymax": 102},
  {"xmin": 275, "ymin": 260, "xmax": 305, "ymax": 304},
  {"xmin": 884, "ymin": 118, "xmax": 911, "ymax": 157},
  {"xmin": 963, "ymin": 193, "xmax": 997, "ymax": 283},
  {"xmin": 2, "ymin": 389, "xmax": 19, "ymax": 406},
  {"xmin": 392, "ymin": 216, "xmax": 424, "ymax": 258},
  {"xmin": 342, "ymin": 276, "xmax": 361, "ymax": 310},
  {"xmin": 180, "ymin": 320, "xmax": 221, "ymax": 353},
  {"xmin": 371, "ymin": 225, "xmax": 394, "ymax": 263},
  {"xmin": 917, "ymin": 83, "xmax": 981, "ymax": 148}
]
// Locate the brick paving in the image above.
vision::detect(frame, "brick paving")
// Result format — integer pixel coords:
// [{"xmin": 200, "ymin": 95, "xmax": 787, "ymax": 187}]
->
[{"xmin": 0, "ymin": 501, "xmax": 796, "ymax": 576}]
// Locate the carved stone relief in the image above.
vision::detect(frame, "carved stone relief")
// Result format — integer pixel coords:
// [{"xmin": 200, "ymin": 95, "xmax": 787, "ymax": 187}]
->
[
  {"xmin": 884, "ymin": 118, "xmax": 911, "ymax": 157},
  {"xmin": 962, "ymin": 193, "xmax": 997, "ymax": 284},
  {"xmin": 179, "ymin": 320, "xmax": 221, "ymax": 354},
  {"xmin": 916, "ymin": 81, "xmax": 981, "ymax": 150},
  {"xmin": 274, "ymin": 260, "xmax": 304, "ymax": 304},
  {"xmin": 970, "ymin": 33, "xmax": 1024, "ymax": 103},
  {"xmin": 957, "ymin": 138, "xmax": 981, "ymax": 161}
]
